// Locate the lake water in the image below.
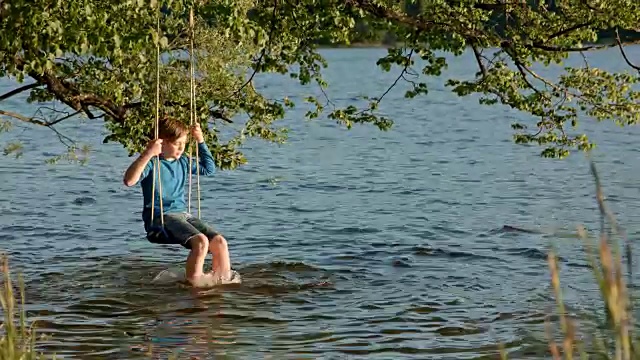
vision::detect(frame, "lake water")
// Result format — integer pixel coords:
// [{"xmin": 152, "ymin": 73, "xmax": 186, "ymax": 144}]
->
[{"xmin": 1, "ymin": 47, "xmax": 639, "ymax": 359}]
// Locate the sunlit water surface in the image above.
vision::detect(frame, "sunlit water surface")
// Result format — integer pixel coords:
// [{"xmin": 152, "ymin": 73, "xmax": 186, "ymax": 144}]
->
[{"xmin": 1, "ymin": 47, "xmax": 640, "ymax": 359}]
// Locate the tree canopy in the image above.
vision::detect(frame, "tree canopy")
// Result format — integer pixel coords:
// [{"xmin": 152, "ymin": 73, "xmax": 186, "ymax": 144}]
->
[{"xmin": 1, "ymin": 0, "xmax": 639, "ymax": 167}]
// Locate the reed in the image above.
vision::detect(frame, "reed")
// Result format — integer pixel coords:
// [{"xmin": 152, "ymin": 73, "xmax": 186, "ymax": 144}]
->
[
  {"xmin": 540, "ymin": 159, "xmax": 637, "ymax": 360},
  {"xmin": 0, "ymin": 254, "xmax": 49, "ymax": 360}
]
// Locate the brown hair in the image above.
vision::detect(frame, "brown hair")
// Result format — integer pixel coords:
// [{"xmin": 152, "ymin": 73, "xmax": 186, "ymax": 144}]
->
[{"xmin": 157, "ymin": 116, "xmax": 189, "ymax": 141}]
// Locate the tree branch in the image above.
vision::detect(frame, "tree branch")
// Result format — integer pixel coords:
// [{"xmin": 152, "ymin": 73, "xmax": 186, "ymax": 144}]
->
[
  {"xmin": 0, "ymin": 109, "xmax": 48, "ymax": 126},
  {"xmin": 229, "ymin": 0, "xmax": 279, "ymax": 99},
  {"xmin": 344, "ymin": 0, "xmax": 462, "ymax": 36},
  {"xmin": 375, "ymin": 48, "xmax": 414, "ymax": 104},
  {"xmin": 14, "ymin": 57, "xmax": 129, "ymax": 123},
  {"xmin": 546, "ymin": 22, "xmax": 594, "ymax": 41},
  {"xmin": 8, "ymin": 56, "xmax": 233, "ymax": 128},
  {"xmin": 471, "ymin": 44, "xmax": 488, "ymax": 77},
  {"xmin": 208, "ymin": 108, "xmax": 232, "ymax": 123},
  {"xmin": 515, "ymin": 62, "xmax": 543, "ymax": 95},
  {"xmin": 0, "ymin": 83, "xmax": 42, "ymax": 102},
  {"xmin": 615, "ymin": 28, "xmax": 640, "ymax": 73},
  {"xmin": 81, "ymin": 104, "xmax": 103, "ymax": 120},
  {"xmin": 0, "ymin": 108, "xmax": 84, "ymax": 127},
  {"xmin": 528, "ymin": 42, "xmax": 614, "ymax": 52},
  {"xmin": 48, "ymin": 110, "xmax": 83, "ymax": 126},
  {"xmin": 0, "ymin": 108, "xmax": 81, "ymax": 150},
  {"xmin": 344, "ymin": 0, "xmax": 632, "ymax": 57}
]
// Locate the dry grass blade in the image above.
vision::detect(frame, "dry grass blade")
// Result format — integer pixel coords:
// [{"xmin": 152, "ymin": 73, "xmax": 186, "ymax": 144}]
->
[
  {"xmin": 498, "ymin": 342, "xmax": 508, "ymax": 360},
  {"xmin": 0, "ymin": 254, "xmax": 51, "ymax": 360},
  {"xmin": 590, "ymin": 160, "xmax": 633, "ymax": 360},
  {"xmin": 547, "ymin": 249, "xmax": 575, "ymax": 359},
  {"xmin": 535, "ymin": 159, "xmax": 637, "ymax": 360},
  {"xmin": 576, "ymin": 160, "xmax": 634, "ymax": 360},
  {"xmin": 545, "ymin": 316, "xmax": 562, "ymax": 360}
]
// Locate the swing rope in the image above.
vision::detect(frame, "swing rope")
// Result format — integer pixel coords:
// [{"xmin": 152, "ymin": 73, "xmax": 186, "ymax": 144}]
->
[
  {"xmin": 151, "ymin": 3, "xmax": 201, "ymax": 230},
  {"xmin": 150, "ymin": 0, "xmax": 164, "ymax": 227},
  {"xmin": 187, "ymin": 6, "xmax": 201, "ymax": 219}
]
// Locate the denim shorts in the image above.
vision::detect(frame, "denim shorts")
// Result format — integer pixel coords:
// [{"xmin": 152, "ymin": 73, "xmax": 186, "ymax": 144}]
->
[{"xmin": 147, "ymin": 212, "xmax": 219, "ymax": 249}]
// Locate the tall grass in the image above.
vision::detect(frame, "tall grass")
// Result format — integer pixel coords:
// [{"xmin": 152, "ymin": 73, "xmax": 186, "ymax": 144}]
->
[
  {"xmin": 0, "ymin": 254, "xmax": 49, "ymax": 360},
  {"xmin": 540, "ymin": 161, "xmax": 637, "ymax": 360},
  {"xmin": 0, "ymin": 161, "xmax": 637, "ymax": 359}
]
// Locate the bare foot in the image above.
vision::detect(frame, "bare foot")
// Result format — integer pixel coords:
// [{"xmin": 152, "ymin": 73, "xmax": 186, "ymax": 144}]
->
[
  {"xmin": 188, "ymin": 272, "xmax": 222, "ymax": 288},
  {"xmin": 188, "ymin": 270, "xmax": 238, "ymax": 288},
  {"xmin": 185, "ymin": 275, "xmax": 202, "ymax": 287}
]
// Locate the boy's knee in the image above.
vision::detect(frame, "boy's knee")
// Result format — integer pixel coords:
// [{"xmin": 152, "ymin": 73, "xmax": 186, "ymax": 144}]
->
[
  {"xmin": 209, "ymin": 234, "xmax": 227, "ymax": 247},
  {"xmin": 190, "ymin": 234, "xmax": 209, "ymax": 252}
]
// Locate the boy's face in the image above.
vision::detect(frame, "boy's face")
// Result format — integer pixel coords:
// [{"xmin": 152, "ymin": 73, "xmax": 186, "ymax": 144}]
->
[{"xmin": 162, "ymin": 134, "xmax": 187, "ymax": 160}]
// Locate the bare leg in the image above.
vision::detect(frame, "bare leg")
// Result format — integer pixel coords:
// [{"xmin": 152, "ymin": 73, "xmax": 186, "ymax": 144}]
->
[
  {"xmin": 208, "ymin": 234, "xmax": 231, "ymax": 277},
  {"xmin": 185, "ymin": 234, "xmax": 209, "ymax": 284}
]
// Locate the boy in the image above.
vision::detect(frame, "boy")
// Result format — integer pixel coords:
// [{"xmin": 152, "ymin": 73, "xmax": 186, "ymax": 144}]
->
[{"xmin": 123, "ymin": 116, "xmax": 231, "ymax": 287}]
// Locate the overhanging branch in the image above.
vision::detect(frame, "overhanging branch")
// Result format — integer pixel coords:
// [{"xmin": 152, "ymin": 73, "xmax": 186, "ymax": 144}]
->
[
  {"xmin": 345, "ymin": 0, "xmax": 639, "ymax": 55},
  {"xmin": 14, "ymin": 57, "xmax": 129, "ymax": 123},
  {"xmin": 0, "ymin": 109, "xmax": 47, "ymax": 126},
  {"xmin": 229, "ymin": 0, "xmax": 280, "ymax": 99},
  {"xmin": 615, "ymin": 28, "xmax": 640, "ymax": 73},
  {"xmin": 344, "ymin": 0, "xmax": 460, "ymax": 35},
  {"xmin": 0, "ymin": 108, "xmax": 80, "ymax": 149},
  {"xmin": 48, "ymin": 110, "xmax": 83, "ymax": 126},
  {"xmin": 0, "ymin": 108, "xmax": 83, "ymax": 127},
  {"xmin": 0, "ymin": 83, "xmax": 42, "ymax": 102},
  {"xmin": 528, "ymin": 42, "xmax": 614, "ymax": 52},
  {"xmin": 471, "ymin": 44, "xmax": 487, "ymax": 77},
  {"xmin": 546, "ymin": 23, "xmax": 594, "ymax": 41},
  {"xmin": 374, "ymin": 48, "xmax": 414, "ymax": 105}
]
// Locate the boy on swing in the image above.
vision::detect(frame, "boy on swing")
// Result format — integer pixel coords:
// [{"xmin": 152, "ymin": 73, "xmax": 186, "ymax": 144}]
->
[{"xmin": 123, "ymin": 117, "xmax": 232, "ymax": 287}]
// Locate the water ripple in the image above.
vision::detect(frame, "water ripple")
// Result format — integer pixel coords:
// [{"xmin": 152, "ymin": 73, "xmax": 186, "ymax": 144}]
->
[{"xmin": 2, "ymin": 47, "xmax": 639, "ymax": 359}]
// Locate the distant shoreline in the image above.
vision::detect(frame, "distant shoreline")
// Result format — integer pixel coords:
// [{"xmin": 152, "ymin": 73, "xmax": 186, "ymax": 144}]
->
[
  {"xmin": 317, "ymin": 37, "xmax": 635, "ymax": 50},
  {"xmin": 317, "ymin": 42, "xmax": 391, "ymax": 49}
]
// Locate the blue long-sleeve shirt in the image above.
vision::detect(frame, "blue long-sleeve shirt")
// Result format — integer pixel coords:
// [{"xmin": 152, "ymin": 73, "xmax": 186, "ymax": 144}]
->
[{"xmin": 136, "ymin": 142, "xmax": 216, "ymax": 230}]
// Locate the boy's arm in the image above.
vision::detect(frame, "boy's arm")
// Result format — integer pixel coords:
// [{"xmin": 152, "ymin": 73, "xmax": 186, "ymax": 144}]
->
[
  {"xmin": 123, "ymin": 151, "xmax": 154, "ymax": 187},
  {"xmin": 192, "ymin": 141, "xmax": 216, "ymax": 176},
  {"xmin": 190, "ymin": 124, "xmax": 216, "ymax": 176},
  {"xmin": 124, "ymin": 139, "xmax": 162, "ymax": 186}
]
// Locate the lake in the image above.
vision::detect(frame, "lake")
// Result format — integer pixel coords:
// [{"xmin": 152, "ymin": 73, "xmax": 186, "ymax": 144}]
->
[{"xmin": 1, "ymin": 47, "xmax": 639, "ymax": 359}]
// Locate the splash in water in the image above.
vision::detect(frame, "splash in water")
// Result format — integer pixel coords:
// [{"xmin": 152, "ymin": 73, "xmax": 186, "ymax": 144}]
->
[{"xmin": 152, "ymin": 266, "xmax": 242, "ymax": 288}]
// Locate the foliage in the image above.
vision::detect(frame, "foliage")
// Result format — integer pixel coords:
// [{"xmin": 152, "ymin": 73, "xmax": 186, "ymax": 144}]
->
[
  {"xmin": 0, "ymin": 0, "xmax": 265, "ymax": 168},
  {"xmin": 0, "ymin": 0, "xmax": 640, "ymax": 166}
]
